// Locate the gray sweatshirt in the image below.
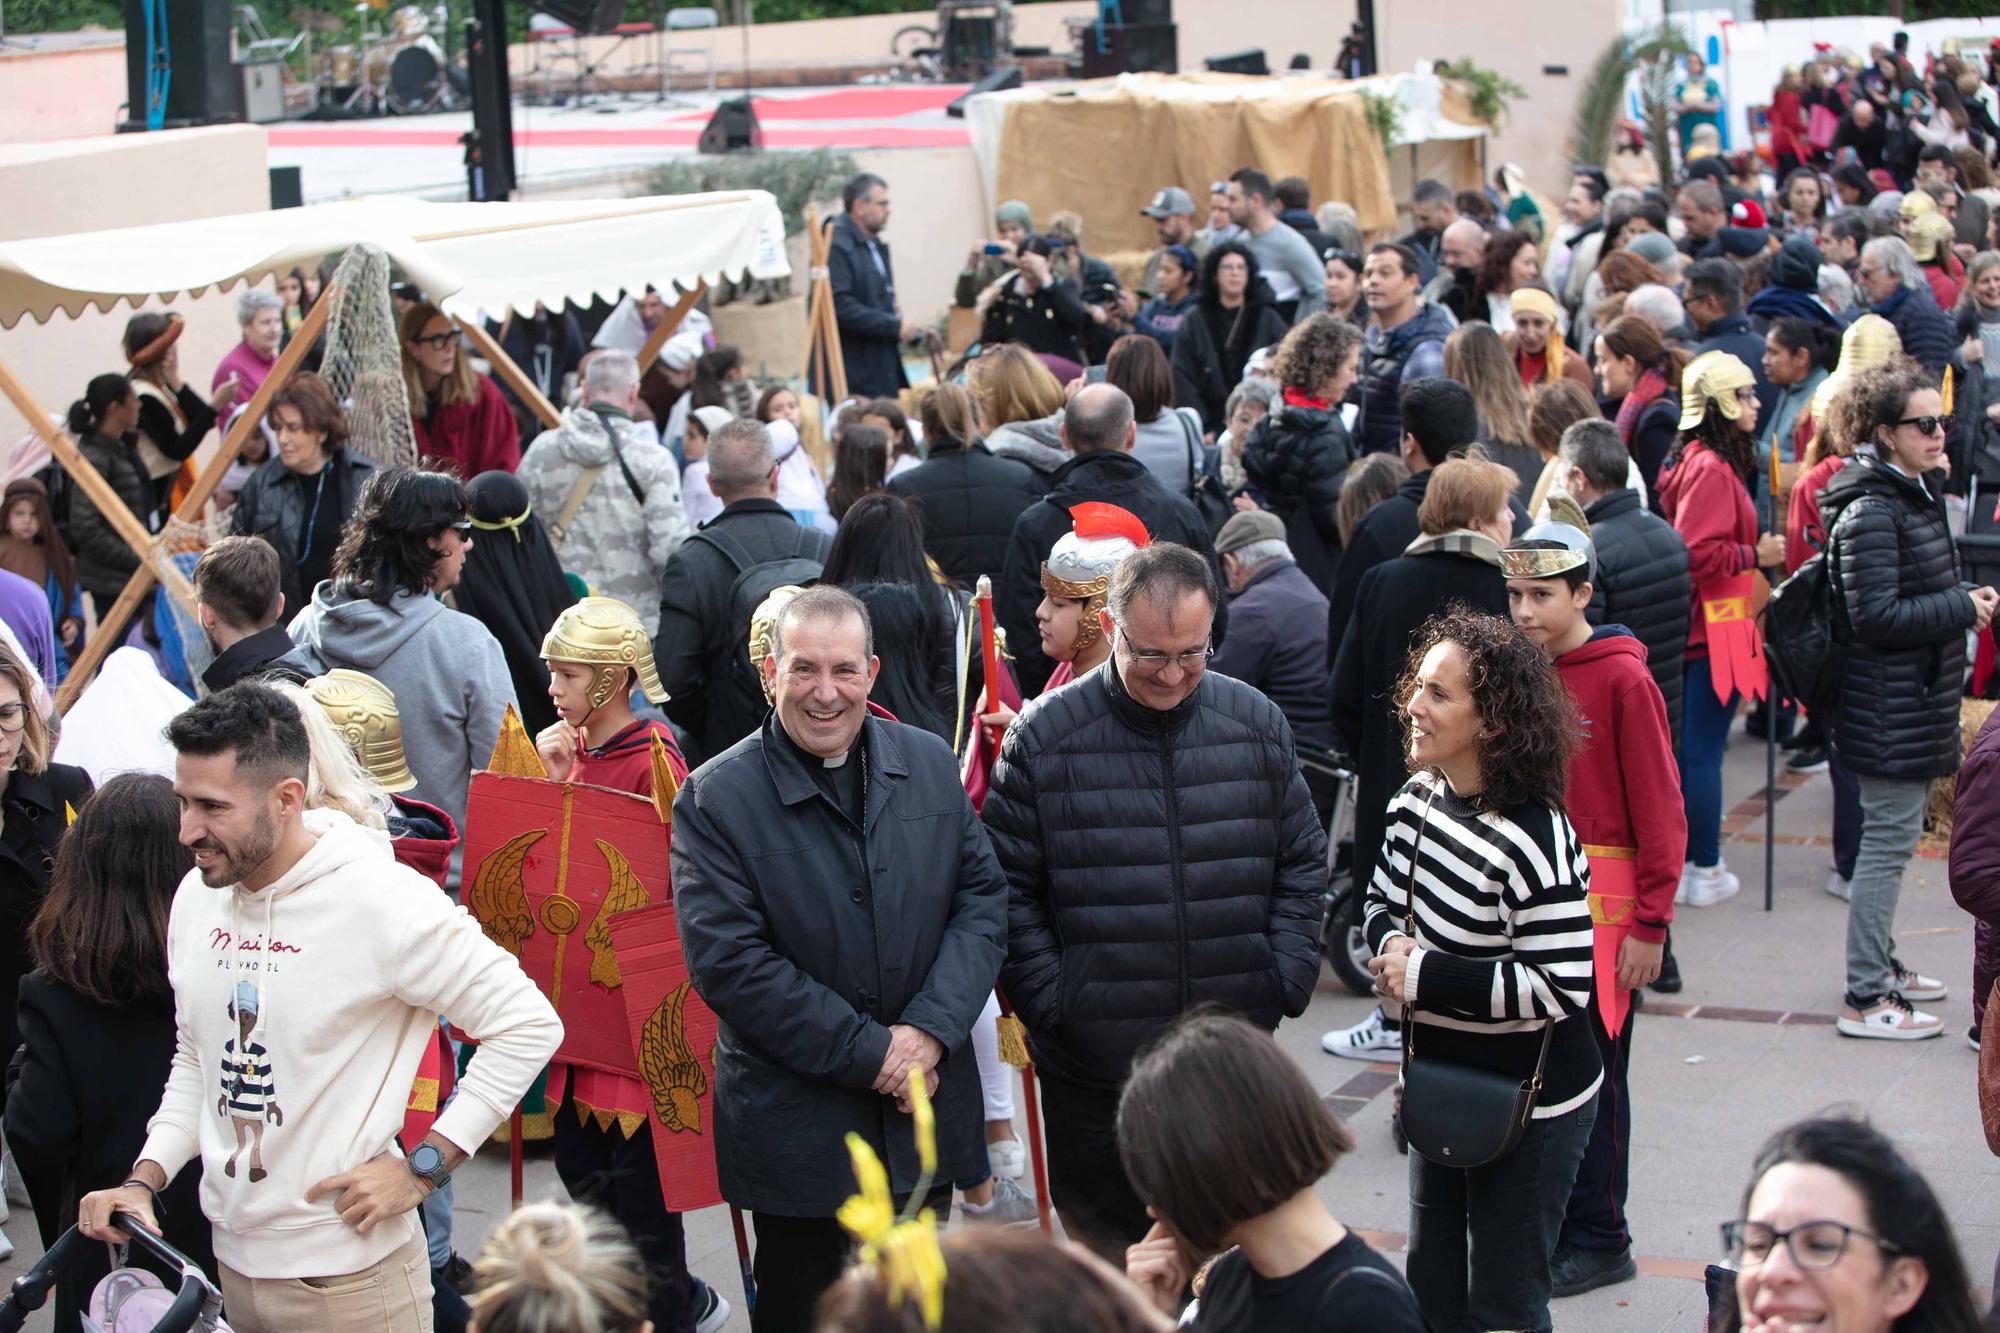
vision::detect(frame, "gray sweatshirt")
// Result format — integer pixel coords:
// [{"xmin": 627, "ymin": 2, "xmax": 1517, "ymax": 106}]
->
[
  {"xmin": 287, "ymin": 585, "xmax": 516, "ymax": 890},
  {"xmin": 1245, "ymin": 221, "xmax": 1328, "ymax": 316}
]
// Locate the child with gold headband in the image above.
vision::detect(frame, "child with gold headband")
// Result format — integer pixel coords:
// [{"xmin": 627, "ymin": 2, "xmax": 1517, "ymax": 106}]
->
[
  {"xmin": 1503, "ymin": 503, "xmax": 1685, "ymax": 1299},
  {"xmin": 530, "ymin": 597, "xmax": 729, "ymax": 1333}
]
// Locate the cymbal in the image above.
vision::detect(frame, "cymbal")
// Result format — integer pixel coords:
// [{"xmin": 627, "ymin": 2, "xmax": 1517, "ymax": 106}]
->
[{"xmin": 290, "ymin": 8, "xmax": 346, "ymax": 33}]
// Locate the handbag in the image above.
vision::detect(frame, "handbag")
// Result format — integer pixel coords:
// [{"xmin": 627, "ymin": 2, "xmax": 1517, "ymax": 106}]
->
[{"xmin": 1397, "ymin": 789, "xmax": 1555, "ymax": 1169}]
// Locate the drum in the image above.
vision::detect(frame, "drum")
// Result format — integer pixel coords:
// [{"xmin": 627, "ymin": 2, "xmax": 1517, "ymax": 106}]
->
[
  {"xmin": 327, "ymin": 44, "xmax": 359, "ymax": 83},
  {"xmin": 387, "ymin": 39, "xmax": 444, "ymax": 114},
  {"xmin": 390, "ymin": 5, "xmax": 429, "ymax": 37}
]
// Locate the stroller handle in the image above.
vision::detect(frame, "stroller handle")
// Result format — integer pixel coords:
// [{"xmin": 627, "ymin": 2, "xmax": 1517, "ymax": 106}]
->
[{"xmin": 0, "ymin": 1212, "xmax": 218, "ymax": 1333}]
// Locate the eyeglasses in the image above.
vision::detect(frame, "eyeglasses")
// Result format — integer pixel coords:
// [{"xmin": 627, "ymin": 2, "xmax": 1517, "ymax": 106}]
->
[
  {"xmin": 1721, "ymin": 1219, "xmax": 1902, "ymax": 1271},
  {"xmin": 1115, "ymin": 627, "xmax": 1213, "ymax": 673},
  {"xmin": 0, "ymin": 702, "xmax": 26, "ymax": 735},
  {"xmin": 408, "ymin": 331, "xmax": 456, "ymax": 351},
  {"xmin": 1898, "ymin": 415, "xmax": 1947, "ymax": 437}
]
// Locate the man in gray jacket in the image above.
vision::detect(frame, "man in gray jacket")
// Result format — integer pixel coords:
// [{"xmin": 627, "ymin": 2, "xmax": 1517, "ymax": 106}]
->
[
  {"xmin": 286, "ymin": 466, "xmax": 516, "ymax": 894},
  {"xmin": 517, "ymin": 350, "xmax": 689, "ymax": 636}
]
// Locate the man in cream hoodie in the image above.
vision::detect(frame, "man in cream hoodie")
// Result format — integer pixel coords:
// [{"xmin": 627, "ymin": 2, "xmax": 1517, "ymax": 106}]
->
[{"xmin": 80, "ymin": 683, "xmax": 562, "ymax": 1332}]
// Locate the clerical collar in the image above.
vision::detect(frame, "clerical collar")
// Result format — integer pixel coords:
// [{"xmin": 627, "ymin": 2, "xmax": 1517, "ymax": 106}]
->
[{"xmin": 822, "ymin": 748, "xmax": 850, "ymax": 769}]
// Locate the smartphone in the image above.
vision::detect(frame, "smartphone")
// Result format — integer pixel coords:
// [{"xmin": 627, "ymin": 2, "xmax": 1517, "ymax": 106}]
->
[{"xmin": 983, "ymin": 243, "xmax": 1007, "ymax": 256}]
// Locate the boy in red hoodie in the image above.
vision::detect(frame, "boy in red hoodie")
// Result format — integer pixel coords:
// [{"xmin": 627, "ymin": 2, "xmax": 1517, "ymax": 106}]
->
[{"xmin": 1505, "ymin": 514, "xmax": 1687, "ymax": 1300}]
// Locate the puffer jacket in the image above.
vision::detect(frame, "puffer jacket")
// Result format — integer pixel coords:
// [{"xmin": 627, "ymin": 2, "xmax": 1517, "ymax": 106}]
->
[
  {"xmin": 1241, "ymin": 401, "xmax": 1353, "ymax": 593},
  {"xmin": 1874, "ymin": 284, "xmax": 1957, "ymax": 374},
  {"xmin": 229, "ymin": 450, "xmax": 375, "ymax": 619},
  {"xmin": 1583, "ymin": 488, "xmax": 1691, "ymax": 744},
  {"xmin": 70, "ymin": 433, "xmax": 151, "ymax": 604},
  {"xmin": 886, "ymin": 438, "xmax": 1047, "ymax": 585},
  {"xmin": 1821, "ymin": 450, "xmax": 1975, "ymax": 780},
  {"xmin": 985, "ymin": 662, "xmax": 1326, "ymax": 1088},
  {"xmin": 1355, "ymin": 302, "xmax": 1455, "ymax": 456},
  {"xmin": 517, "ymin": 404, "xmax": 689, "ymax": 636}
]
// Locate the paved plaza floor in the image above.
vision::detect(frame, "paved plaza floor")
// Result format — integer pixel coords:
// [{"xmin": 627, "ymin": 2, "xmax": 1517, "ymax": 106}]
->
[{"xmin": 2, "ymin": 710, "xmax": 1993, "ymax": 1330}]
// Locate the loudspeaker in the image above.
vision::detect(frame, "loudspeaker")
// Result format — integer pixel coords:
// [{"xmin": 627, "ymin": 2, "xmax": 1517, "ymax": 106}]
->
[
  {"xmin": 120, "ymin": 0, "xmax": 239, "ymax": 130},
  {"xmin": 698, "ymin": 97, "xmax": 763, "ymax": 154},
  {"xmin": 269, "ymin": 165, "xmax": 303, "ymax": 209},
  {"xmin": 1205, "ymin": 47, "xmax": 1269, "ymax": 76},
  {"xmin": 947, "ymin": 63, "xmax": 1023, "ymax": 118},
  {"xmin": 1079, "ymin": 22, "xmax": 1177, "ymax": 79},
  {"xmin": 1121, "ymin": 0, "xmax": 1171, "ymax": 23}
]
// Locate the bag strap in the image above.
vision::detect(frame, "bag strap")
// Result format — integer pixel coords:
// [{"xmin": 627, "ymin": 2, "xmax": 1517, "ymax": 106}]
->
[
  {"xmin": 1179, "ymin": 409, "xmax": 1204, "ymax": 495},
  {"xmin": 1397, "ymin": 786, "xmax": 1437, "ymax": 1063},
  {"xmin": 592, "ymin": 409, "xmax": 648, "ymax": 508},
  {"xmin": 549, "ymin": 465, "xmax": 605, "ymax": 549},
  {"xmin": 1312, "ymin": 1263, "xmax": 1411, "ymax": 1325},
  {"xmin": 687, "ymin": 524, "xmax": 755, "ymax": 576}
]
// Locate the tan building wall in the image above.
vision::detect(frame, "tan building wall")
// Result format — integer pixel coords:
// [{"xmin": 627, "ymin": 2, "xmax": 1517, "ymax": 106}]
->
[
  {"xmin": 0, "ymin": 41, "xmax": 128, "ymax": 145},
  {"xmin": 0, "ymin": 125, "xmax": 272, "ymax": 443}
]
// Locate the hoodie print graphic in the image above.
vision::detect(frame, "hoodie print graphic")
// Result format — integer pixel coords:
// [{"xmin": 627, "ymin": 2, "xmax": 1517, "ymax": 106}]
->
[{"xmin": 219, "ymin": 978, "xmax": 284, "ymax": 1182}]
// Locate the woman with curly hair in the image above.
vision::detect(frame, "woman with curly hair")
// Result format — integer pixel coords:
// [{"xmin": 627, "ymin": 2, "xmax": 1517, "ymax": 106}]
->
[
  {"xmin": 1172, "ymin": 242, "xmax": 1290, "ymax": 433},
  {"xmin": 1359, "ymin": 606, "xmax": 1598, "ymax": 1333},
  {"xmin": 1241, "ymin": 314, "xmax": 1362, "ymax": 591},
  {"xmin": 1473, "ymin": 228, "xmax": 1543, "ymax": 328},
  {"xmin": 1656, "ymin": 352, "xmax": 1786, "ymax": 911}
]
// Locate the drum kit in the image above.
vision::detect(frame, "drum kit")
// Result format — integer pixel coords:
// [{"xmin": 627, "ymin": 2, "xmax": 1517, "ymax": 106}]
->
[{"xmin": 291, "ymin": 0, "xmax": 464, "ymax": 115}]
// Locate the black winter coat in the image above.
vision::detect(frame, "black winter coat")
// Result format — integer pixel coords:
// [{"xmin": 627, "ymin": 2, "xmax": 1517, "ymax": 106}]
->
[
  {"xmin": 1821, "ymin": 453, "xmax": 1975, "ymax": 781},
  {"xmin": 671, "ymin": 714, "xmax": 1008, "ymax": 1215},
  {"xmin": 0, "ymin": 763, "xmax": 92, "ymax": 1103},
  {"xmin": 1584, "ymin": 488, "xmax": 1692, "ymax": 744},
  {"xmin": 1874, "ymin": 285, "xmax": 1957, "ymax": 375},
  {"xmin": 1241, "ymin": 402, "xmax": 1353, "ymax": 594},
  {"xmin": 985, "ymin": 663, "xmax": 1326, "ymax": 1088},
  {"xmin": 229, "ymin": 451, "xmax": 376, "ymax": 620},
  {"xmin": 1172, "ymin": 296, "xmax": 1290, "ymax": 433},
  {"xmin": 1329, "ymin": 546, "xmax": 1507, "ymax": 900},
  {"xmin": 1629, "ymin": 397, "xmax": 1682, "ymax": 515},
  {"xmin": 71, "ymin": 433, "xmax": 149, "ymax": 604},
  {"xmin": 979, "ymin": 272, "xmax": 1090, "ymax": 363},
  {"xmin": 1208, "ymin": 560, "xmax": 1332, "ymax": 752},
  {"xmin": 7, "ymin": 973, "xmax": 215, "ymax": 1329},
  {"xmin": 998, "ymin": 451, "xmax": 1219, "ymax": 695},
  {"xmin": 822, "ymin": 214, "xmax": 908, "ymax": 401},
  {"xmin": 887, "ymin": 439, "xmax": 1047, "ymax": 585},
  {"xmin": 656, "ymin": 498, "xmax": 834, "ymax": 766}
]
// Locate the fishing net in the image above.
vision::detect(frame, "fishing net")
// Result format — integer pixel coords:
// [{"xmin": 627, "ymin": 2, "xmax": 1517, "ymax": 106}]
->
[{"xmin": 317, "ymin": 243, "xmax": 419, "ymax": 472}]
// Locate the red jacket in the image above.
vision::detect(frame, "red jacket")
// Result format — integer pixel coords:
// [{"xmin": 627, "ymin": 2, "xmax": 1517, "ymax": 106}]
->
[
  {"xmin": 412, "ymin": 372, "xmax": 522, "ymax": 478},
  {"xmin": 1786, "ymin": 454, "xmax": 1847, "ymax": 576},
  {"xmin": 1657, "ymin": 443, "xmax": 1758, "ymax": 659},
  {"xmin": 1951, "ymin": 707, "xmax": 2000, "ymax": 919},
  {"xmin": 1770, "ymin": 88, "xmax": 1807, "ymax": 159},
  {"xmin": 1555, "ymin": 630, "xmax": 1686, "ymax": 942}
]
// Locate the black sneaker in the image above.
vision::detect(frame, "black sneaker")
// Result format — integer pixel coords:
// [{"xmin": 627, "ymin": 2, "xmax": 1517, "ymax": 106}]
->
[
  {"xmin": 1551, "ymin": 1244, "xmax": 1638, "ymax": 1297},
  {"xmin": 1786, "ymin": 742, "xmax": 1830, "ymax": 773},
  {"xmin": 1650, "ymin": 938, "xmax": 1683, "ymax": 994},
  {"xmin": 1971, "ymin": 1024, "xmax": 1983, "ymax": 1052},
  {"xmin": 439, "ymin": 1252, "xmax": 476, "ymax": 1296}
]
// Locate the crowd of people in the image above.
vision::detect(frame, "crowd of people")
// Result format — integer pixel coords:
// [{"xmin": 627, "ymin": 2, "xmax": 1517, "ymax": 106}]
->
[{"xmin": 9, "ymin": 27, "xmax": 2000, "ymax": 1333}]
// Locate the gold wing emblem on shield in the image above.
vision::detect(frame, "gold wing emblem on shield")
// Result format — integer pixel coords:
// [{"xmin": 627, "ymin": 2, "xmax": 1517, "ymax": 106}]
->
[
  {"xmin": 469, "ymin": 828, "xmax": 544, "ymax": 958},
  {"xmin": 584, "ymin": 839, "xmax": 651, "ymax": 988},
  {"xmin": 639, "ymin": 981, "xmax": 707, "ymax": 1134}
]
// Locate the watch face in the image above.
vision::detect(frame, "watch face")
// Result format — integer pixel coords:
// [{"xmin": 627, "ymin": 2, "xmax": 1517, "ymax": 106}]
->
[{"xmin": 410, "ymin": 1144, "xmax": 441, "ymax": 1174}]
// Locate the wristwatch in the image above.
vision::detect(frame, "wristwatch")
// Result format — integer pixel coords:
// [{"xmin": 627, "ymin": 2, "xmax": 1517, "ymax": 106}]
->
[{"xmin": 407, "ymin": 1142, "xmax": 451, "ymax": 1192}]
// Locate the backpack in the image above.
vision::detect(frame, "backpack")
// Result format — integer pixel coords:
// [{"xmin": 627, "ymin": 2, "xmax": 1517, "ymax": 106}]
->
[
  {"xmin": 689, "ymin": 522, "xmax": 826, "ymax": 724},
  {"xmin": 1763, "ymin": 551, "xmax": 1846, "ymax": 712}
]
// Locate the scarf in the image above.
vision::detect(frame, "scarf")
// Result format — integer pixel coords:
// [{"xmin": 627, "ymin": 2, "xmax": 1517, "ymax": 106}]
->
[
  {"xmin": 1614, "ymin": 368, "xmax": 1670, "ymax": 446},
  {"xmin": 1402, "ymin": 528, "xmax": 1505, "ymax": 566},
  {"xmin": 1281, "ymin": 387, "xmax": 1331, "ymax": 410}
]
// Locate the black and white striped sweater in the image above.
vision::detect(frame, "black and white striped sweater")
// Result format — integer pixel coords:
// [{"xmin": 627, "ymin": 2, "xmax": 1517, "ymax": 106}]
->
[{"xmin": 1363, "ymin": 772, "xmax": 1603, "ymax": 1119}]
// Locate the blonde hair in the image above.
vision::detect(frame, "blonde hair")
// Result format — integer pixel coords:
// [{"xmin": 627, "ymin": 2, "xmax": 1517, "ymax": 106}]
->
[
  {"xmin": 969, "ymin": 344, "xmax": 1065, "ymax": 434},
  {"xmin": 469, "ymin": 1202, "xmax": 648, "ymax": 1333},
  {"xmin": 400, "ymin": 301, "xmax": 479, "ymax": 417},
  {"xmin": 269, "ymin": 681, "xmax": 388, "ymax": 831},
  {"xmin": 0, "ymin": 641, "xmax": 49, "ymax": 776},
  {"xmin": 1417, "ymin": 455, "xmax": 1518, "ymax": 535}
]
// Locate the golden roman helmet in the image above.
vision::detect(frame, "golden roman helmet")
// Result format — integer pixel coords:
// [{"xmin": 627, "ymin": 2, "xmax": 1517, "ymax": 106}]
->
[
  {"xmin": 542, "ymin": 596, "xmax": 669, "ymax": 709},
  {"xmin": 1040, "ymin": 502, "xmax": 1150, "ymax": 655},
  {"xmin": 303, "ymin": 669, "xmax": 418, "ymax": 793},
  {"xmin": 747, "ymin": 584, "xmax": 807, "ymax": 704},
  {"xmin": 1678, "ymin": 350, "xmax": 1758, "ymax": 431}
]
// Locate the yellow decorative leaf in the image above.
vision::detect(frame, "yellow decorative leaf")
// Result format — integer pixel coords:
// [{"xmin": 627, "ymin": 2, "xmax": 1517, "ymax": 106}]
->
[
  {"xmin": 485, "ymin": 704, "xmax": 546, "ymax": 778},
  {"xmin": 650, "ymin": 733, "xmax": 680, "ymax": 826},
  {"xmin": 584, "ymin": 839, "xmax": 650, "ymax": 989},
  {"xmin": 638, "ymin": 981, "xmax": 707, "ymax": 1134},
  {"xmin": 468, "ymin": 828, "xmax": 543, "ymax": 958}
]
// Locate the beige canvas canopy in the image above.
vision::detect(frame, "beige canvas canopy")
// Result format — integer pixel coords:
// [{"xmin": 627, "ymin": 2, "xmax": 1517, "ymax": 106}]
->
[{"xmin": 0, "ymin": 190, "xmax": 789, "ymax": 707}]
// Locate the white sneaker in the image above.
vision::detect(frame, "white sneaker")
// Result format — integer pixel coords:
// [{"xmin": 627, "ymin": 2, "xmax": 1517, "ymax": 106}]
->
[
  {"xmin": 692, "ymin": 1284, "xmax": 731, "ymax": 1333},
  {"xmin": 2, "ymin": 1148, "xmax": 24, "ymax": 1210},
  {"xmin": 1681, "ymin": 864, "xmax": 1741, "ymax": 908},
  {"xmin": 1674, "ymin": 860, "xmax": 1695, "ymax": 905},
  {"xmin": 0, "ymin": 1227, "xmax": 12, "ymax": 1262},
  {"xmin": 987, "ymin": 1136, "xmax": 1026, "ymax": 1182},
  {"xmin": 1892, "ymin": 958, "xmax": 1947, "ymax": 1003},
  {"xmin": 1826, "ymin": 870, "xmax": 1852, "ymax": 901},
  {"xmin": 1320, "ymin": 1006, "xmax": 1401, "ymax": 1060},
  {"xmin": 1837, "ymin": 992, "xmax": 1944, "ymax": 1040}
]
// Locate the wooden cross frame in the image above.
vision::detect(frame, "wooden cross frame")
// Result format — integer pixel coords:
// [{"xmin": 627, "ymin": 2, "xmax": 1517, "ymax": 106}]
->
[{"xmin": 800, "ymin": 205, "xmax": 849, "ymax": 406}]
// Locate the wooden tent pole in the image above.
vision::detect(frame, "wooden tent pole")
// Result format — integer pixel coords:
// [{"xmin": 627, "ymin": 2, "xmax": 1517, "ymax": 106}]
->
[
  {"xmin": 635, "ymin": 282, "xmax": 706, "ymax": 370},
  {"xmin": 49, "ymin": 289, "xmax": 334, "ymax": 711},
  {"xmin": 456, "ymin": 317, "xmax": 561, "ymax": 430}
]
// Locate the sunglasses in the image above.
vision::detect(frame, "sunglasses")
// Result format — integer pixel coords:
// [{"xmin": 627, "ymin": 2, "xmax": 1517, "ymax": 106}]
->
[
  {"xmin": 1323, "ymin": 248, "xmax": 1363, "ymax": 271},
  {"xmin": 1898, "ymin": 415, "xmax": 1947, "ymax": 436}
]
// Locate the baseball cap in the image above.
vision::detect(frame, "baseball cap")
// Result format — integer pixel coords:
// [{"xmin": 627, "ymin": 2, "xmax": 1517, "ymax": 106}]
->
[{"xmin": 1140, "ymin": 187, "xmax": 1196, "ymax": 219}]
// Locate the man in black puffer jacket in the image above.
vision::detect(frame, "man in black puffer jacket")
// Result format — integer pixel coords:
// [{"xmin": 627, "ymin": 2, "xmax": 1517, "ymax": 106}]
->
[
  {"xmin": 986, "ymin": 543, "xmax": 1325, "ymax": 1262},
  {"xmin": 1563, "ymin": 420, "xmax": 1691, "ymax": 744},
  {"xmin": 886, "ymin": 387, "xmax": 1045, "ymax": 585},
  {"xmin": 1822, "ymin": 361, "xmax": 1998, "ymax": 1041},
  {"xmin": 997, "ymin": 385, "xmax": 1219, "ymax": 693}
]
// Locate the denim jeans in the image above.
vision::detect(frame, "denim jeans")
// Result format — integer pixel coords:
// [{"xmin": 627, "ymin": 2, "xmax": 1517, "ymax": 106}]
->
[
  {"xmin": 1678, "ymin": 658, "xmax": 1738, "ymax": 868},
  {"xmin": 1847, "ymin": 773, "xmax": 1931, "ymax": 999},
  {"xmin": 1408, "ymin": 1100, "xmax": 1596, "ymax": 1333}
]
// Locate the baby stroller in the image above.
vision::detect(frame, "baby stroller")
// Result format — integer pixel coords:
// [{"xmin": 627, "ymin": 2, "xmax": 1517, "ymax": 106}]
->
[{"xmin": 0, "ymin": 1213, "xmax": 227, "ymax": 1333}]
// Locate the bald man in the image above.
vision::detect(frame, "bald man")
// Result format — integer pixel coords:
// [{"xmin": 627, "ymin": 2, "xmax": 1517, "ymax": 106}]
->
[{"xmin": 1422, "ymin": 217, "xmax": 1489, "ymax": 323}]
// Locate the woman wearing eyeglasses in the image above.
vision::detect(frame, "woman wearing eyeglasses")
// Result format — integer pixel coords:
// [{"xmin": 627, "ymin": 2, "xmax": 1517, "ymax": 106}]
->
[
  {"xmin": 400, "ymin": 301, "xmax": 522, "ymax": 479},
  {"xmin": 1717, "ymin": 1117, "xmax": 1983, "ymax": 1333},
  {"xmin": 1818, "ymin": 360, "xmax": 1996, "ymax": 1040}
]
